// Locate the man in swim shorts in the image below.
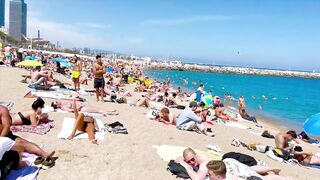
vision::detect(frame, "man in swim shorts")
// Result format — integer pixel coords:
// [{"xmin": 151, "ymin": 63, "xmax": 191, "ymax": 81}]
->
[
  {"xmin": 93, "ymin": 55, "xmax": 106, "ymax": 102},
  {"xmin": 71, "ymin": 55, "xmax": 82, "ymax": 92}
]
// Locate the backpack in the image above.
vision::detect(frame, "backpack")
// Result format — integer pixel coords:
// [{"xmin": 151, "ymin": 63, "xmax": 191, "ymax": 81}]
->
[{"xmin": 167, "ymin": 160, "xmax": 190, "ymax": 179}]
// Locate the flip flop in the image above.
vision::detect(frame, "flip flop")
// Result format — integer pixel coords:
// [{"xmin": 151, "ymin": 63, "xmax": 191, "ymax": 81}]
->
[
  {"xmin": 42, "ymin": 157, "xmax": 55, "ymax": 170},
  {"xmin": 34, "ymin": 156, "xmax": 45, "ymax": 168}
]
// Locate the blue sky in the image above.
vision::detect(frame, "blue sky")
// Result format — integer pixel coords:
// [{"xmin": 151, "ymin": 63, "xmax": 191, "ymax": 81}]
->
[{"xmin": 13, "ymin": 0, "xmax": 320, "ymax": 71}]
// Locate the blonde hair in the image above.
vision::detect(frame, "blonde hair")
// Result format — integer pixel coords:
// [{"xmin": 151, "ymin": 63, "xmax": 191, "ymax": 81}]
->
[
  {"xmin": 183, "ymin": 148, "xmax": 196, "ymax": 158},
  {"xmin": 206, "ymin": 160, "xmax": 227, "ymax": 177}
]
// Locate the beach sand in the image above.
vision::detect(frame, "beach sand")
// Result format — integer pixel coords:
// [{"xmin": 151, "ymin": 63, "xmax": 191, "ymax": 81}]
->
[{"xmin": 1, "ymin": 67, "xmax": 320, "ymax": 180}]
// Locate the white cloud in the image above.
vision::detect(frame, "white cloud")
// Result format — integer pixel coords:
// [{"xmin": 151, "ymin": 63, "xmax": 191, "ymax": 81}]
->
[
  {"xmin": 142, "ymin": 15, "xmax": 240, "ymax": 26},
  {"xmin": 28, "ymin": 16, "xmax": 105, "ymax": 48}
]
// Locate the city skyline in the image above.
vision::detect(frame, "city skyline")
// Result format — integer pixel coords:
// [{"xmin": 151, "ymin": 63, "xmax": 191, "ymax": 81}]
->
[{"xmin": 6, "ymin": 0, "xmax": 320, "ymax": 71}]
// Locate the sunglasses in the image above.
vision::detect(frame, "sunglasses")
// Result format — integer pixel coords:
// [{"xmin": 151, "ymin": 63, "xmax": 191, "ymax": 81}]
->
[{"xmin": 186, "ymin": 157, "xmax": 195, "ymax": 164}]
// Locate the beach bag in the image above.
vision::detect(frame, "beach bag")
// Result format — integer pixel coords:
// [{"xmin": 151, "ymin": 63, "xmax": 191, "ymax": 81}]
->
[
  {"xmin": 167, "ymin": 160, "xmax": 190, "ymax": 179},
  {"xmin": 272, "ymin": 149, "xmax": 292, "ymax": 161},
  {"xmin": 222, "ymin": 152, "xmax": 257, "ymax": 167}
]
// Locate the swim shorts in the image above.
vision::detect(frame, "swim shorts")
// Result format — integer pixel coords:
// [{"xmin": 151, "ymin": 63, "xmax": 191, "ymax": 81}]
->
[
  {"xmin": 94, "ymin": 78, "xmax": 105, "ymax": 89},
  {"xmin": 71, "ymin": 71, "xmax": 80, "ymax": 79}
]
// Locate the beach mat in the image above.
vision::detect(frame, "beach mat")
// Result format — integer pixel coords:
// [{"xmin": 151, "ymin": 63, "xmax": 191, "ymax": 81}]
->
[
  {"xmin": 152, "ymin": 145, "xmax": 222, "ymax": 162},
  {"xmin": 24, "ymin": 91, "xmax": 85, "ymax": 101},
  {"xmin": 10, "ymin": 121, "xmax": 54, "ymax": 135},
  {"xmin": 57, "ymin": 117, "xmax": 104, "ymax": 140}
]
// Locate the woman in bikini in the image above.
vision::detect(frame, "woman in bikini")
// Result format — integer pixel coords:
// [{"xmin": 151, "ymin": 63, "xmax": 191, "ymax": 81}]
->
[
  {"xmin": 11, "ymin": 98, "xmax": 45, "ymax": 126},
  {"xmin": 67, "ymin": 99, "xmax": 98, "ymax": 144},
  {"xmin": 51, "ymin": 100, "xmax": 118, "ymax": 115}
]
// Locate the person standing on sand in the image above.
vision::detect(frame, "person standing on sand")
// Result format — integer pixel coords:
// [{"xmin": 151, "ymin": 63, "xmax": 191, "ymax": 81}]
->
[
  {"xmin": 71, "ymin": 55, "xmax": 82, "ymax": 92},
  {"xmin": 93, "ymin": 55, "xmax": 106, "ymax": 102},
  {"xmin": 238, "ymin": 95, "xmax": 245, "ymax": 113}
]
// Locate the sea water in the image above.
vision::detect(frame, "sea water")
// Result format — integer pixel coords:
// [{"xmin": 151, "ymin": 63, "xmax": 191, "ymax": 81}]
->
[{"xmin": 146, "ymin": 70, "xmax": 320, "ymax": 131}]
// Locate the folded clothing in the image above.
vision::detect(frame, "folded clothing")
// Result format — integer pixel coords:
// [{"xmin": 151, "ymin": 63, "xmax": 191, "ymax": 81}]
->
[{"xmin": 104, "ymin": 121, "xmax": 128, "ymax": 134}]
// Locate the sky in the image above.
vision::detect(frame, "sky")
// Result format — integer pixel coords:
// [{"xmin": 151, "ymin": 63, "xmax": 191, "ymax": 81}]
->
[{"xmin": 5, "ymin": 0, "xmax": 320, "ymax": 71}]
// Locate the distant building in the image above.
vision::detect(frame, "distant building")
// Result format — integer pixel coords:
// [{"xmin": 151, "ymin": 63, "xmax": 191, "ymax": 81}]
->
[
  {"xmin": 0, "ymin": 0, "xmax": 4, "ymax": 27},
  {"xmin": 9, "ymin": 0, "xmax": 27, "ymax": 40}
]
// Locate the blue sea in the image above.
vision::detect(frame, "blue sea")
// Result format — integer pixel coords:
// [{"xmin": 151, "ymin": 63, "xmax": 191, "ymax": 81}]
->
[{"xmin": 146, "ymin": 70, "xmax": 320, "ymax": 131}]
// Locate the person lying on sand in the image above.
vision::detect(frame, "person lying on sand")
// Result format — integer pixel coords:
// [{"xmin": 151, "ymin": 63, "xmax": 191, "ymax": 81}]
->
[
  {"xmin": 154, "ymin": 107, "xmax": 176, "ymax": 125},
  {"xmin": 67, "ymin": 99, "xmax": 99, "ymax": 144},
  {"xmin": 292, "ymin": 146, "xmax": 320, "ymax": 166},
  {"xmin": 207, "ymin": 159, "xmax": 291, "ymax": 180},
  {"xmin": 175, "ymin": 148, "xmax": 212, "ymax": 180},
  {"xmin": 30, "ymin": 66, "xmax": 49, "ymax": 86},
  {"xmin": 11, "ymin": 98, "xmax": 45, "ymax": 126},
  {"xmin": 176, "ymin": 102, "xmax": 214, "ymax": 137},
  {"xmin": 239, "ymin": 108, "xmax": 258, "ymax": 123},
  {"xmin": 0, "ymin": 105, "xmax": 55, "ymax": 158},
  {"xmin": 214, "ymin": 106, "xmax": 236, "ymax": 121},
  {"xmin": 275, "ymin": 130, "xmax": 297, "ymax": 152},
  {"xmin": 51, "ymin": 100, "xmax": 118, "ymax": 115}
]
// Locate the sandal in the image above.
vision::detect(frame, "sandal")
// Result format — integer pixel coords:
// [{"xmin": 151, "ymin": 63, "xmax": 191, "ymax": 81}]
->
[
  {"xmin": 34, "ymin": 156, "xmax": 45, "ymax": 168},
  {"xmin": 42, "ymin": 157, "xmax": 55, "ymax": 170}
]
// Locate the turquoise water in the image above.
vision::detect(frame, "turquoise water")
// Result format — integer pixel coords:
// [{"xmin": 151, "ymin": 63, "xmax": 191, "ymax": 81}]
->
[{"xmin": 146, "ymin": 70, "xmax": 320, "ymax": 131}]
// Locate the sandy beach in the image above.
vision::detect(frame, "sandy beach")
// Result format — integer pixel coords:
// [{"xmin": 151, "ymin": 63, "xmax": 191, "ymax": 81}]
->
[{"xmin": 1, "ymin": 66, "xmax": 320, "ymax": 180}]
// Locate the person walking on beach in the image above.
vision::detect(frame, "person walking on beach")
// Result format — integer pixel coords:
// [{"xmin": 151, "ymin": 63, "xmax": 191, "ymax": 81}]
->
[
  {"xmin": 71, "ymin": 55, "xmax": 82, "ymax": 92},
  {"xmin": 93, "ymin": 55, "xmax": 106, "ymax": 102}
]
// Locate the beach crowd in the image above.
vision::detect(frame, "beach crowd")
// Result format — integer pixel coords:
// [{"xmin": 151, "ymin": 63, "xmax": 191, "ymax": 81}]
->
[{"xmin": 0, "ymin": 45, "xmax": 320, "ymax": 180}]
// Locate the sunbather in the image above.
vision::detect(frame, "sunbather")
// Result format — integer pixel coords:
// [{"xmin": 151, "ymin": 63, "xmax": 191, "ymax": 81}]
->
[
  {"xmin": 30, "ymin": 66, "xmax": 49, "ymax": 86},
  {"xmin": 51, "ymin": 100, "xmax": 118, "ymax": 115},
  {"xmin": 11, "ymin": 98, "xmax": 45, "ymax": 125},
  {"xmin": 67, "ymin": 99, "xmax": 98, "ymax": 144},
  {"xmin": 175, "ymin": 147, "xmax": 212, "ymax": 180},
  {"xmin": 0, "ymin": 105, "xmax": 55, "ymax": 158},
  {"xmin": 214, "ymin": 107, "xmax": 236, "ymax": 121},
  {"xmin": 155, "ymin": 107, "xmax": 176, "ymax": 125},
  {"xmin": 207, "ymin": 159, "xmax": 291, "ymax": 180},
  {"xmin": 293, "ymin": 146, "xmax": 320, "ymax": 166}
]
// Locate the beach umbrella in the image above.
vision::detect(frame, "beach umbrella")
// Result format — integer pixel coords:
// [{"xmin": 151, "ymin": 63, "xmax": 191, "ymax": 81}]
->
[
  {"xmin": 303, "ymin": 113, "xmax": 320, "ymax": 136},
  {"xmin": 60, "ymin": 61, "xmax": 73, "ymax": 68},
  {"xmin": 24, "ymin": 56, "xmax": 37, "ymax": 60},
  {"xmin": 201, "ymin": 92, "xmax": 213, "ymax": 108},
  {"xmin": 17, "ymin": 60, "xmax": 43, "ymax": 67},
  {"xmin": 52, "ymin": 57, "xmax": 68, "ymax": 63}
]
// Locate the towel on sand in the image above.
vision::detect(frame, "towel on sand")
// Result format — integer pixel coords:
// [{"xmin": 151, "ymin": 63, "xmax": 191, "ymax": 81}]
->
[
  {"xmin": 153, "ymin": 145, "xmax": 222, "ymax": 162},
  {"xmin": 57, "ymin": 117, "xmax": 104, "ymax": 139},
  {"xmin": 10, "ymin": 121, "xmax": 54, "ymax": 135},
  {"xmin": 42, "ymin": 105, "xmax": 103, "ymax": 117},
  {"xmin": 224, "ymin": 122, "xmax": 250, "ymax": 129},
  {"xmin": 24, "ymin": 91, "xmax": 85, "ymax": 101},
  {"xmin": 6, "ymin": 153, "xmax": 40, "ymax": 180}
]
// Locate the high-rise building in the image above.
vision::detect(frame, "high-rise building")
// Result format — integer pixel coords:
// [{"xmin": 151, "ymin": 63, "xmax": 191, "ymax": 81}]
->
[
  {"xmin": 9, "ymin": 0, "xmax": 27, "ymax": 40},
  {"xmin": 0, "ymin": 0, "xmax": 5, "ymax": 27}
]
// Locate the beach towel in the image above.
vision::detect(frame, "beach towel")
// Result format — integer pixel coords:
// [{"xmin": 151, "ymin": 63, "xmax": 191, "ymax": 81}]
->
[
  {"xmin": 152, "ymin": 145, "xmax": 222, "ymax": 162},
  {"xmin": 42, "ymin": 105, "xmax": 104, "ymax": 117},
  {"xmin": 224, "ymin": 122, "xmax": 250, "ymax": 129},
  {"xmin": 10, "ymin": 121, "xmax": 54, "ymax": 135},
  {"xmin": 24, "ymin": 91, "xmax": 85, "ymax": 101},
  {"xmin": 6, "ymin": 153, "xmax": 40, "ymax": 180},
  {"xmin": 57, "ymin": 117, "xmax": 104, "ymax": 140}
]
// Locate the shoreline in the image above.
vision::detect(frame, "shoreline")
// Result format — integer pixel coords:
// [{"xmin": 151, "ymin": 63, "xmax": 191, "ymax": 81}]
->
[{"xmin": 145, "ymin": 69, "xmax": 304, "ymax": 134}]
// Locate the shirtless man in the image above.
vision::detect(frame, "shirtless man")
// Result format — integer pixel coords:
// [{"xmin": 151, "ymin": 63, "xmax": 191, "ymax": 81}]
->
[
  {"xmin": 156, "ymin": 107, "xmax": 176, "ymax": 125},
  {"xmin": 93, "ymin": 55, "xmax": 106, "ymax": 102},
  {"xmin": 71, "ymin": 56, "xmax": 82, "ymax": 92},
  {"xmin": 175, "ymin": 148, "xmax": 212, "ymax": 180},
  {"xmin": 0, "ymin": 105, "xmax": 55, "ymax": 158},
  {"xmin": 31, "ymin": 66, "xmax": 48, "ymax": 86},
  {"xmin": 275, "ymin": 130, "xmax": 297, "ymax": 152}
]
